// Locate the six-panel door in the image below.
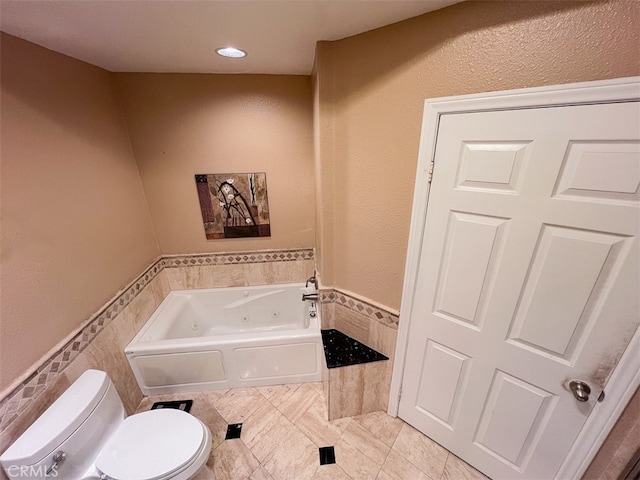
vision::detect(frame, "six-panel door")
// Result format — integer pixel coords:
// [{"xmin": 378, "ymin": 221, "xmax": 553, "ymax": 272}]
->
[{"xmin": 398, "ymin": 102, "xmax": 640, "ymax": 479}]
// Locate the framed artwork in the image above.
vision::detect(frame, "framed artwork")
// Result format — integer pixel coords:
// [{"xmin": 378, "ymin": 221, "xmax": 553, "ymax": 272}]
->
[{"xmin": 195, "ymin": 173, "xmax": 271, "ymax": 239}]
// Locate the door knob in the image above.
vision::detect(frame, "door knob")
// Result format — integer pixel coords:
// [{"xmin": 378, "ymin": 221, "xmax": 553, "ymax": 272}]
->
[{"xmin": 569, "ymin": 380, "xmax": 591, "ymax": 402}]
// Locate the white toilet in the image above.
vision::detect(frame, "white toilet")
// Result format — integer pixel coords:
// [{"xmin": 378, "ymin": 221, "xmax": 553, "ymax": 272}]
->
[{"xmin": 0, "ymin": 369, "xmax": 212, "ymax": 479}]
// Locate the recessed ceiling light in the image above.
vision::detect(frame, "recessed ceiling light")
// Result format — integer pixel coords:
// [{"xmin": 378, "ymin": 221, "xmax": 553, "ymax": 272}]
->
[{"xmin": 216, "ymin": 47, "xmax": 247, "ymax": 58}]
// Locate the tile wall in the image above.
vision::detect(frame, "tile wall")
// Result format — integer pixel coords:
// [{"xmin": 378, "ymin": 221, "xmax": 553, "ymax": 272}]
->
[
  {"xmin": 320, "ymin": 289, "xmax": 399, "ymax": 413},
  {"xmin": 0, "ymin": 248, "xmax": 315, "ymax": 459}
]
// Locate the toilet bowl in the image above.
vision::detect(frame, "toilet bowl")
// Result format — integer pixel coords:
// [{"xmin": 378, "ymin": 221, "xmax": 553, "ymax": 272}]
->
[{"xmin": 0, "ymin": 369, "xmax": 212, "ymax": 479}]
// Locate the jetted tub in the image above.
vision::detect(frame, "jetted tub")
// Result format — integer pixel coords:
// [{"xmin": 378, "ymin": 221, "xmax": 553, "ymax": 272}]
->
[{"xmin": 125, "ymin": 283, "xmax": 322, "ymax": 395}]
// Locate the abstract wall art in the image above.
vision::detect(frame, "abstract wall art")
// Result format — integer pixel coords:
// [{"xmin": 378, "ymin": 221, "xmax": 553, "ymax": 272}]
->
[{"xmin": 195, "ymin": 173, "xmax": 271, "ymax": 239}]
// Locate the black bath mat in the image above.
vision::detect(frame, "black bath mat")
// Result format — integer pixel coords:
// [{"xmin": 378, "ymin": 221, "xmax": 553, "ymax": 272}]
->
[
  {"xmin": 225, "ymin": 423, "xmax": 243, "ymax": 440},
  {"xmin": 150, "ymin": 400, "xmax": 193, "ymax": 413},
  {"xmin": 319, "ymin": 446, "xmax": 336, "ymax": 465}
]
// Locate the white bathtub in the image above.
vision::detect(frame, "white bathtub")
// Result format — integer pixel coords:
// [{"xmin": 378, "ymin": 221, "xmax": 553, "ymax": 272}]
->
[{"xmin": 125, "ymin": 283, "xmax": 322, "ymax": 395}]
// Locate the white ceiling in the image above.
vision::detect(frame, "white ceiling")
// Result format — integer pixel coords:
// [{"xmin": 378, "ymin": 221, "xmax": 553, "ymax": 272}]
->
[{"xmin": 0, "ymin": 0, "xmax": 461, "ymax": 75}]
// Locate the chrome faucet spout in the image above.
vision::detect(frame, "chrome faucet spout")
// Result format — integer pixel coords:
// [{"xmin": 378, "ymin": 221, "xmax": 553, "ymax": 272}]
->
[
  {"xmin": 305, "ymin": 272, "xmax": 318, "ymax": 289},
  {"xmin": 302, "ymin": 293, "xmax": 319, "ymax": 302}
]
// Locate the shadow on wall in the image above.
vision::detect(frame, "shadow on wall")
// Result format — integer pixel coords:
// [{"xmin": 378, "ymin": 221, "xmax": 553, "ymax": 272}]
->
[{"xmin": 324, "ymin": 0, "xmax": 628, "ymax": 104}]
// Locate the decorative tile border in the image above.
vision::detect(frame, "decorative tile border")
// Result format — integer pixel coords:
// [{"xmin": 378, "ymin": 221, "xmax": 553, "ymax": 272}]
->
[
  {"xmin": 163, "ymin": 249, "xmax": 314, "ymax": 267},
  {"xmin": 0, "ymin": 248, "xmax": 314, "ymax": 434},
  {"xmin": 320, "ymin": 289, "xmax": 399, "ymax": 329},
  {"xmin": 0, "ymin": 259, "xmax": 165, "ymax": 432}
]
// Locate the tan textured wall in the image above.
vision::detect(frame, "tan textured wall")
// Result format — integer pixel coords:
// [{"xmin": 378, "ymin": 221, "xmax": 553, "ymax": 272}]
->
[
  {"xmin": 115, "ymin": 74, "xmax": 315, "ymax": 255},
  {"xmin": 315, "ymin": 0, "xmax": 640, "ymax": 310},
  {"xmin": 0, "ymin": 34, "xmax": 159, "ymax": 392}
]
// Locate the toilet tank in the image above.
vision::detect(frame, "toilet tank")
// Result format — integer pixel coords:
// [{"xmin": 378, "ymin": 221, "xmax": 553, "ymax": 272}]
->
[{"xmin": 0, "ymin": 370, "xmax": 126, "ymax": 479}]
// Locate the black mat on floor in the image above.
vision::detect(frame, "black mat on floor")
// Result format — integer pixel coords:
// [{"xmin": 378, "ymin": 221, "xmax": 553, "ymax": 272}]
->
[{"xmin": 150, "ymin": 400, "xmax": 193, "ymax": 413}]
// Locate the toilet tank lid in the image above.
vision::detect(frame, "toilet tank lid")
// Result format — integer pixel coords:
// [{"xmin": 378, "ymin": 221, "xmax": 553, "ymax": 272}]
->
[{"xmin": 0, "ymin": 369, "xmax": 110, "ymax": 467}]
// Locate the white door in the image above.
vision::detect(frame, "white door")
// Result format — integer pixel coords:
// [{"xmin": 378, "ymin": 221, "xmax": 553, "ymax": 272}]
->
[{"xmin": 398, "ymin": 100, "xmax": 640, "ymax": 479}]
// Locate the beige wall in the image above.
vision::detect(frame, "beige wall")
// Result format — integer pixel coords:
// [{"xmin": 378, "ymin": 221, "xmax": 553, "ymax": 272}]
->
[
  {"xmin": 0, "ymin": 34, "xmax": 159, "ymax": 393},
  {"xmin": 314, "ymin": 0, "xmax": 640, "ymax": 310},
  {"xmin": 115, "ymin": 74, "xmax": 315, "ymax": 255}
]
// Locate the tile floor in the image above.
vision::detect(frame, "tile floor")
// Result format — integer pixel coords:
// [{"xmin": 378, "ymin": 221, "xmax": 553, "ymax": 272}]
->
[{"xmin": 136, "ymin": 382, "xmax": 489, "ymax": 480}]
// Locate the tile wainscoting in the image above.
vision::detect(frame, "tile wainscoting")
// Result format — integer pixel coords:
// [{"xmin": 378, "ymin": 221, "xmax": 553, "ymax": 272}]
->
[
  {"xmin": 320, "ymin": 289, "xmax": 399, "ymax": 413},
  {"xmin": 0, "ymin": 248, "xmax": 315, "ymax": 459}
]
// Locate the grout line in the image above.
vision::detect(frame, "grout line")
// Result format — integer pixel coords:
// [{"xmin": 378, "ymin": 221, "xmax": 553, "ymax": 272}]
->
[
  {"xmin": 441, "ymin": 452, "xmax": 451, "ymax": 480},
  {"xmin": 378, "ymin": 443, "xmax": 393, "ymax": 478},
  {"xmin": 389, "ymin": 424, "xmax": 441, "ymax": 480}
]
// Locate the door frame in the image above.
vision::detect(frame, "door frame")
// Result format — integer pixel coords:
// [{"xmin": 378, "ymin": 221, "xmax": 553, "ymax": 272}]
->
[{"xmin": 389, "ymin": 76, "xmax": 640, "ymax": 480}]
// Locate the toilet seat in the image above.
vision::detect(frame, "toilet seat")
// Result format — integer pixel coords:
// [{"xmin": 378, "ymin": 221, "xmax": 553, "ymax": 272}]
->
[{"xmin": 96, "ymin": 409, "xmax": 208, "ymax": 480}]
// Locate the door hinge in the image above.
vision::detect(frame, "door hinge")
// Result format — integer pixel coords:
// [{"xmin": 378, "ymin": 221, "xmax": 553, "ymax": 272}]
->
[
  {"xmin": 427, "ymin": 160, "xmax": 435, "ymax": 183},
  {"xmin": 398, "ymin": 386, "xmax": 403, "ymax": 403}
]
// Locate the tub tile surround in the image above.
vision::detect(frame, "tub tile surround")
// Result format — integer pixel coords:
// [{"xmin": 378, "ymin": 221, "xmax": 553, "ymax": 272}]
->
[
  {"xmin": 0, "ymin": 248, "xmax": 315, "ymax": 459},
  {"xmin": 320, "ymin": 290, "xmax": 399, "ymax": 329},
  {"xmin": 320, "ymin": 288, "xmax": 399, "ymax": 414},
  {"xmin": 138, "ymin": 383, "xmax": 489, "ymax": 480},
  {"xmin": 320, "ymin": 327, "xmax": 390, "ymax": 421},
  {"xmin": 328, "ymin": 361, "xmax": 388, "ymax": 421}
]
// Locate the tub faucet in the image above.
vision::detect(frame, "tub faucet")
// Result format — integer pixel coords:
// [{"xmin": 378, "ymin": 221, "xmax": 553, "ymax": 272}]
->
[
  {"xmin": 306, "ymin": 272, "xmax": 318, "ymax": 290},
  {"xmin": 302, "ymin": 293, "xmax": 319, "ymax": 302}
]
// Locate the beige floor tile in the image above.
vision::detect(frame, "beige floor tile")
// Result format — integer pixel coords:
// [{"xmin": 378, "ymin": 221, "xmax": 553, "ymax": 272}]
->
[
  {"xmin": 296, "ymin": 393, "xmax": 351, "ymax": 448},
  {"xmin": 242, "ymin": 399, "xmax": 297, "ymax": 462},
  {"xmin": 191, "ymin": 465, "xmax": 216, "ymax": 480},
  {"xmin": 132, "ymin": 385, "xmax": 465, "ymax": 480},
  {"xmin": 340, "ymin": 420, "xmax": 391, "ymax": 466},
  {"xmin": 249, "ymin": 465, "xmax": 275, "ymax": 480},
  {"xmin": 309, "ymin": 381, "xmax": 325, "ymax": 396},
  {"xmin": 377, "ymin": 449, "xmax": 430, "ymax": 480},
  {"xmin": 275, "ymin": 382, "xmax": 320, "ymax": 423},
  {"xmin": 334, "ymin": 436, "xmax": 382, "ymax": 480},
  {"xmin": 258, "ymin": 383, "xmax": 300, "ymax": 404},
  {"xmin": 353, "ymin": 411, "xmax": 404, "ymax": 448},
  {"xmin": 205, "ymin": 449, "xmax": 215, "ymax": 471},
  {"xmin": 377, "ymin": 471, "xmax": 393, "ymax": 480},
  {"xmin": 313, "ymin": 463, "xmax": 353, "ymax": 480},
  {"xmin": 442, "ymin": 454, "xmax": 489, "ymax": 480},
  {"xmin": 393, "ymin": 424, "xmax": 448, "ymax": 480},
  {"xmin": 212, "ymin": 387, "xmax": 267, "ymax": 423},
  {"xmin": 262, "ymin": 425, "xmax": 319, "ymax": 480},
  {"xmin": 189, "ymin": 393, "xmax": 230, "ymax": 449},
  {"xmin": 212, "ymin": 439, "xmax": 260, "ymax": 480},
  {"xmin": 204, "ymin": 388, "xmax": 231, "ymax": 401}
]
